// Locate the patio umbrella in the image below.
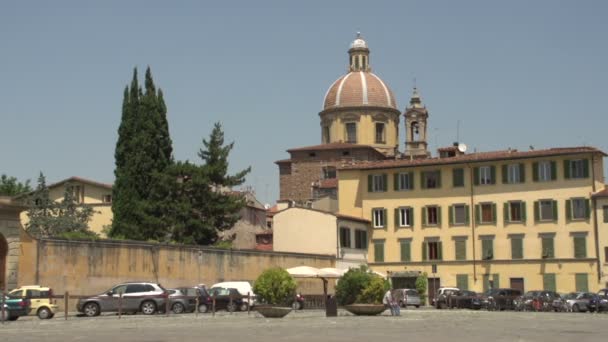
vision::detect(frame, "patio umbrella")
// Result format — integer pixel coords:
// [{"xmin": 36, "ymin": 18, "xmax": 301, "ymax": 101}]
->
[{"xmin": 286, "ymin": 266, "xmax": 322, "ymax": 278}]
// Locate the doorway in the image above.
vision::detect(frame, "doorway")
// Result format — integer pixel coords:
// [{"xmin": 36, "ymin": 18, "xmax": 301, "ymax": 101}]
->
[
  {"xmin": 510, "ymin": 278, "xmax": 524, "ymax": 293},
  {"xmin": 428, "ymin": 277, "xmax": 441, "ymax": 305},
  {"xmin": 0, "ymin": 234, "xmax": 7, "ymax": 290}
]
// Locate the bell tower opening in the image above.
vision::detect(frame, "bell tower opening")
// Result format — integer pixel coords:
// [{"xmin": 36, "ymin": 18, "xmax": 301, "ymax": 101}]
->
[{"xmin": 0, "ymin": 234, "xmax": 7, "ymax": 291}]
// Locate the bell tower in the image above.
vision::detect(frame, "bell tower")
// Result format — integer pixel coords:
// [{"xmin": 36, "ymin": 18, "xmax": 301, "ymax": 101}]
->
[{"xmin": 403, "ymin": 87, "xmax": 430, "ymax": 158}]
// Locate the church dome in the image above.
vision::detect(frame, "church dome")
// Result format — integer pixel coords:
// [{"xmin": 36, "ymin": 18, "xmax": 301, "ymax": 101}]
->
[{"xmin": 323, "ymin": 71, "xmax": 397, "ymax": 110}]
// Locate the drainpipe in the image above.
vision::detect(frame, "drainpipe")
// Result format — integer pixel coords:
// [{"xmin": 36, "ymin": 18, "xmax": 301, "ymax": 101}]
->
[
  {"xmin": 590, "ymin": 153, "xmax": 601, "ymax": 282},
  {"xmin": 336, "ymin": 219, "xmax": 341, "ymax": 268},
  {"xmin": 468, "ymin": 164, "xmax": 477, "ymax": 281}
]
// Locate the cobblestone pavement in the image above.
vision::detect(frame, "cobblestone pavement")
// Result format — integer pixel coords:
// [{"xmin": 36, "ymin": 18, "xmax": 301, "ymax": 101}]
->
[{"xmin": 2, "ymin": 308, "xmax": 608, "ymax": 342}]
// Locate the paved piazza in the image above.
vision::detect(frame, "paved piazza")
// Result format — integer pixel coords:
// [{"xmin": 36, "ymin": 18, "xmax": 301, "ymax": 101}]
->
[{"xmin": 2, "ymin": 309, "xmax": 608, "ymax": 342}]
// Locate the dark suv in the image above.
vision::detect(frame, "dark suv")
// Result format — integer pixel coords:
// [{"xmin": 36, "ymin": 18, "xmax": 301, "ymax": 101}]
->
[
  {"xmin": 481, "ymin": 288, "xmax": 521, "ymax": 311},
  {"xmin": 77, "ymin": 282, "xmax": 167, "ymax": 317}
]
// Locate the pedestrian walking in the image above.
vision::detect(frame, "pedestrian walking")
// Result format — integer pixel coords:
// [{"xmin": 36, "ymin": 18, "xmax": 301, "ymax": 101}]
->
[{"xmin": 383, "ymin": 290, "xmax": 400, "ymax": 316}]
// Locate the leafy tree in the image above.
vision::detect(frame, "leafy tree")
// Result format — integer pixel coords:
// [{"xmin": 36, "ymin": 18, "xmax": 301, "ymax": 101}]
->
[
  {"xmin": 415, "ymin": 272, "xmax": 428, "ymax": 305},
  {"xmin": 253, "ymin": 268, "xmax": 297, "ymax": 306},
  {"xmin": 0, "ymin": 174, "xmax": 32, "ymax": 196},
  {"xmin": 357, "ymin": 276, "xmax": 389, "ymax": 304},
  {"xmin": 336, "ymin": 267, "xmax": 375, "ymax": 305},
  {"xmin": 199, "ymin": 122, "xmax": 250, "ymax": 187}
]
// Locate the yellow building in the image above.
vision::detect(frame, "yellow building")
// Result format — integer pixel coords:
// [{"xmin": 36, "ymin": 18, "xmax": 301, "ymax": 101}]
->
[
  {"xmin": 593, "ymin": 187, "xmax": 608, "ymax": 288},
  {"xmin": 19, "ymin": 176, "xmax": 113, "ymax": 236},
  {"xmin": 338, "ymin": 146, "xmax": 607, "ymax": 299}
]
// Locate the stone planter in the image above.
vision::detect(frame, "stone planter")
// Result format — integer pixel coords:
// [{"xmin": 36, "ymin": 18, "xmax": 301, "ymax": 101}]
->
[
  {"xmin": 255, "ymin": 306, "xmax": 292, "ymax": 318},
  {"xmin": 344, "ymin": 304, "xmax": 386, "ymax": 316}
]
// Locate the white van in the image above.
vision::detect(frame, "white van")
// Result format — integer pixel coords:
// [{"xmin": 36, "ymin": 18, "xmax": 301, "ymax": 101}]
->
[{"xmin": 210, "ymin": 281, "xmax": 256, "ymax": 310}]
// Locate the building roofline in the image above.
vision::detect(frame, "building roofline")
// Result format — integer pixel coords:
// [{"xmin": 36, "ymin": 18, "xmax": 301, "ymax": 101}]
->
[{"xmin": 273, "ymin": 206, "xmax": 370, "ymax": 223}]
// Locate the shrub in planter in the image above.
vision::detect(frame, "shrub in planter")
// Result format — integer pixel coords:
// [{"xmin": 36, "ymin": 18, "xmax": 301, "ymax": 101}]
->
[
  {"xmin": 336, "ymin": 267, "xmax": 389, "ymax": 305},
  {"xmin": 253, "ymin": 267, "xmax": 297, "ymax": 306},
  {"xmin": 356, "ymin": 276, "xmax": 388, "ymax": 304}
]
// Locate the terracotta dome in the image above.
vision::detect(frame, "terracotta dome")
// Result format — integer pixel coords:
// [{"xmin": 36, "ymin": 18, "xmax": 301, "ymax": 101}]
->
[{"xmin": 323, "ymin": 71, "xmax": 397, "ymax": 110}]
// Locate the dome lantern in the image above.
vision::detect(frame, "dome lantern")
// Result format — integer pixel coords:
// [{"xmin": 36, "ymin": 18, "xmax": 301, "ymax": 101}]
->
[{"xmin": 348, "ymin": 32, "xmax": 370, "ymax": 72}]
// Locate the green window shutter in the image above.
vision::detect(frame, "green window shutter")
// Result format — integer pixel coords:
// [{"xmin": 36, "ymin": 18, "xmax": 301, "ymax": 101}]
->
[
  {"xmin": 410, "ymin": 207, "xmax": 415, "ymax": 227},
  {"xmin": 491, "ymin": 203, "xmax": 497, "ymax": 224},
  {"xmin": 456, "ymin": 274, "xmax": 469, "ymax": 291},
  {"xmin": 453, "ymin": 168, "xmax": 464, "ymax": 187},
  {"xmin": 449, "ymin": 205, "xmax": 454, "ymax": 225},
  {"xmin": 455, "ymin": 240, "xmax": 466, "ymax": 260},
  {"xmin": 550, "ymin": 161, "xmax": 557, "ymax": 180},
  {"xmin": 552, "ymin": 200, "xmax": 558, "ymax": 222},
  {"xmin": 394, "ymin": 208, "xmax": 400, "ymax": 228},
  {"xmin": 492, "ymin": 274, "xmax": 500, "ymax": 289},
  {"xmin": 408, "ymin": 172, "xmax": 414, "ymax": 190},
  {"xmin": 437, "ymin": 206, "xmax": 442, "ymax": 226},
  {"xmin": 475, "ymin": 204, "xmax": 481, "ymax": 224},
  {"xmin": 519, "ymin": 163, "xmax": 525, "ymax": 183},
  {"xmin": 394, "ymin": 173, "xmax": 399, "ymax": 191},
  {"xmin": 503, "ymin": 203, "xmax": 509, "ymax": 224},
  {"xmin": 543, "ymin": 274, "xmax": 556, "ymax": 292},
  {"xmin": 437, "ymin": 241, "xmax": 443, "ymax": 260},
  {"xmin": 422, "ymin": 207, "xmax": 427, "ymax": 225},
  {"xmin": 585, "ymin": 199, "xmax": 591, "ymax": 219},
  {"xmin": 374, "ymin": 242, "xmax": 384, "ymax": 262},
  {"xmin": 532, "ymin": 162, "xmax": 539, "ymax": 182},
  {"xmin": 474, "ymin": 167, "xmax": 480, "ymax": 186},
  {"xmin": 383, "ymin": 209, "xmax": 388, "ymax": 228},
  {"xmin": 421, "ymin": 172, "xmax": 427, "ymax": 189},
  {"xmin": 483, "ymin": 274, "xmax": 490, "ymax": 292},
  {"xmin": 482, "ymin": 240, "xmax": 489, "ymax": 259},
  {"xmin": 565, "ymin": 200, "xmax": 572, "ymax": 221},
  {"xmin": 382, "ymin": 174, "xmax": 388, "ymax": 191},
  {"xmin": 542, "ymin": 238, "xmax": 554, "ymax": 258},
  {"xmin": 465, "ymin": 205, "xmax": 470, "ymax": 225},
  {"xmin": 502, "ymin": 165, "xmax": 508, "ymax": 184},
  {"xmin": 574, "ymin": 237, "xmax": 587, "ymax": 258},
  {"xmin": 490, "ymin": 166, "xmax": 496, "ymax": 184},
  {"xmin": 582, "ymin": 159, "xmax": 589, "ymax": 178},
  {"xmin": 436, "ymin": 170, "xmax": 442, "ymax": 188},
  {"xmin": 367, "ymin": 175, "xmax": 373, "ymax": 192},
  {"xmin": 371, "ymin": 208, "xmax": 375, "ymax": 226},
  {"xmin": 534, "ymin": 201, "xmax": 540, "ymax": 222},
  {"xmin": 521, "ymin": 201, "xmax": 527, "ymax": 223},
  {"xmin": 400, "ymin": 241, "xmax": 411, "ymax": 262},
  {"xmin": 564, "ymin": 160, "xmax": 571, "ymax": 179},
  {"xmin": 575, "ymin": 274, "xmax": 588, "ymax": 292},
  {"xmin": 511, "ymin": 238, "xmax": 523, "ymax": 259},
  {"xmin": 422, "ymin": 242, "xmax": 427, "ymax": 261}
]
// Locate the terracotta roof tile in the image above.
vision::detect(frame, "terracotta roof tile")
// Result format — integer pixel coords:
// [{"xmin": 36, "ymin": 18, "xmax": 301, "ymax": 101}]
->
[
  {"xmin": 315, "ymin": 178, "xmax": 338, "ymax": 189},
  {"xmin": 592, "ymin": 187, "xmax": 608, "ymax": 198},
  {"xmin": 286, "ymin": 142, "xmax": 377, "ymax": 152},
  {"xmin": 340, "ymin": 146, "xmax": 606, "ymax": 171}
]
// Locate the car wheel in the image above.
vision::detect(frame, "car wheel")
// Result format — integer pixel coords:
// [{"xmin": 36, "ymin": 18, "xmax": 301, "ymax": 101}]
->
[
  {"xmin": 227, "ymin": 302, "xmax": 237, "ymax": 313},
  {"xmin": 37, "ymin": 307, "xmax": 52, "ymax": 320},
  {"xmin": 572, "ymin": 304, "xmax": 580, "ymax": 312},
  {"xmin": 415, "ymin": 305, "xmax": 420, "ymax": 308},
  {"xmin": 83, "ymin": 302, "xmax": 100, "ymax": 317},
  {"xmin": 172, "ymin": 302, "xmax": 185, "ymax": 314},
  {"xmin": 8, "ymin": 316, "xmax": 19, "ymax": 321},
  {"xmin": 240, "ymin": 302, "xmax": 249, "ymax": 311},
  {"xmin": 198, "ymin": 304, "xmax": 209, "ymax": 313},
  {"xmin": 140, "ymin": 301, "xmax": 157, "ymax": 315}
]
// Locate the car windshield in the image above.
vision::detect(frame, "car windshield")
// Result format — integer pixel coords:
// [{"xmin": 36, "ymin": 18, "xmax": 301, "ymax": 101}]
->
[
  {"xmin": 524, "ymin": 291, "xmax": 541, "ymax": 297},
  {"xmin": 7, "ymin": 291, "xmax": 21, "ymax": 299},
  {"xmin": 406, "ymin": 290, "xmax": 418, "ymax": 296}
]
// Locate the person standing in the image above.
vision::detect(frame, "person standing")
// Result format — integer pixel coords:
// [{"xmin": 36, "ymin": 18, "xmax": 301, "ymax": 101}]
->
[{"xmin": 383, "ymin": 290, "xmax": 400, "ymax": 316}]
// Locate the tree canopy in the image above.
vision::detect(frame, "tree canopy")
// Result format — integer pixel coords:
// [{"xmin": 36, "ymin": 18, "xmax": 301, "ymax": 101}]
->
[{"xmin": 0, "ymin": 174, "xmax": 32, "ymax": 196}]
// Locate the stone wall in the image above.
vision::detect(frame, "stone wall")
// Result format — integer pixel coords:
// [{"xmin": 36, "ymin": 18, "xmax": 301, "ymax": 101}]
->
[{"xmin": 0, "ymin": 198, "xmax": 25, "ymax": 290}]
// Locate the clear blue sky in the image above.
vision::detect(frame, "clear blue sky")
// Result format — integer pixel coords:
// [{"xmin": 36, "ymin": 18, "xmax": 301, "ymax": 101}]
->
[{"xmin": 1, "ymin": 0, "xmax": 607, "ymax": 204}]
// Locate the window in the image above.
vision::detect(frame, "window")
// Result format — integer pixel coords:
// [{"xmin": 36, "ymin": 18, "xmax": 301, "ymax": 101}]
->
[
  {"xmin": 450, "ymin": 204, "xmax": 469, "ymax": 226},
  {"xmin": 322, "ymin": 126, "xmax": 330, "ymax": 143},
  {"xmin": 368, "ymin": 174, "xmax": 387, "ymax": 192},
  {"xmin": 372, "ymin": 208, "xmax": 387, "ymax": 228},
  {"xmin": 567, "ymin": 198, "xmax": 590, "ymax": 220},
  {"xmin": 476, "ymin": 166, "xmax": 495, "ymax": 185},
  {"xmin": 454, "ymin": 239, "xmax": 467, "ymax": 260},
  {"xmin": 102, "ymin": 194, "xmax": 112, "ymax": 203},
  {"xmin": 456, "ymin": 274, "xmax": 469, "ymax": 291},
  {"xmin": 535, "ymin": 161, "xmax": 556, "ymax": 182},
  {"xmin": 605, "ymin": 247, "xmax": 608, "ymax": 263},
  {"xmin": 355, "ymin": 230, "xmax": 367, "ymax": 249},
  {"xmin": 543, "ymin": 274, "xmax": 556, "ymax": 292},
  {"xmin": 396, "ymin": 207, "xmax": 413, "ymax": 228},
  {"xmin": 422, "ymin": 241, "xmax": 443, "ymax": 261},
  {"xmin": 345, "ymin": 122, "xmax": 357, "ymax": 143},
  {"xmin": 400, "ymin": 240, "xmax": 411, "ymax": 262},
  {"xmin": 421, "ymin": 171, "xmax": 441, "ymax": 189},
  {"xmin": 541, "ymin": 236, "xmax": 555, "ymax": 259},
  {"xmin": 510, "ymin": 237, "xmax": 523, "ymax": 259},
  {"xmin": 375, "ymin": 122, "xmax": 385, "ymax": 144},
  {"xmin": 70, "ymin": 185, "xmax": 83, "ymax": 203},
  {"xmin": 604, "ymin": 206, "xmax": 608, "ymax": 223},
  {"xmin": 575, "ymin": 273, "xmax": 589, "ymax": 292},
  {"xmin": 476, "ymin": 203, "xmax": 496, "ymax": 224},
  {"xmin": 573, "ymin": 235, "xmax": 587, "ymax": 258},
  {"xmin": 505, "ymin": 201, "xmax": 526, "ymax": 223},
  {"xmin": 481, "ymin": 239, "xmax": 494, "ymax": 260},
  {"xmin": 25, "ymin": 290, "xmax": 41, "ymax": 299},
  {"xmin": 504, "ymin": 163, "xmax": 524, "ymax": 184},
  {"xmin": 452, "ymin": 168, "xmax": 464, "ymax": 187},
  {"xmin": 322, "ymin": 166, "xmax": 337, "ymax": 179},
  {"xmin": 339, "ymin": 227, "xmax": 351, "ymax": 248},
  {"xmin": 535, "ymin": 200, "xmax": 557, "ymax": 222},
  {"xmin": 374, "ymin": 240, "xmax": 385, "ymax": 262},
  {"xmin": 112, "ymin": 285, "xmax": 128, "ymax": 294},
  {"xmin": 394, "ymin": 172, "xmax": 414, "ymax": 191},
  {"xmin": 566, "ymin": 159, "xmax": 588, "ymax": 179},
  {"xmin": 423, "ymin": 206, "xmax": 441, "ymax": 226},
  {"xmin": 482, "ymin": 274, "xmax": 500, "ymax": 292}
]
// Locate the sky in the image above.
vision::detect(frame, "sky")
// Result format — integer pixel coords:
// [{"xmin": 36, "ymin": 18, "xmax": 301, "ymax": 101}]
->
[{"xmin": 1, "ymin": 0, "xmax": 607, "ymax": 205}]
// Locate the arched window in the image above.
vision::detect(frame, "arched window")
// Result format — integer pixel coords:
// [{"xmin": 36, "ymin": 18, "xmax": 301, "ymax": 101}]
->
[
  {"xmin": 375, "ymin": 122, "xmax": 385, "ymax": 144},
  {"xmin": 345, "ymin": 122, "xmax": 357, "ymax": 143}
]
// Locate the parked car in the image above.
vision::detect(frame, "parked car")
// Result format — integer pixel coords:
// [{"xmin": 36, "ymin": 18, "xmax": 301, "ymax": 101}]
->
[
  {"xmin": 8, "ymin": 285, "xmax": 57, "ymax": 319},
  {"xmin": 392, "ymin": 289, "xmax": 421, "ymax": 308},
  {"xmin": 211, "ymin": 281, "xmax": 256, "ymax": 310},
  {"xmin": 447, "ymin": 290, "xmax": 480, "ymax": 309},
  {"xmin": 167, "ymin": 288, "xmax": 195, "ymax": 314},
  {"xmin": 559, "ymin": 292, "xmax": 597, "ymax": 312},
  {"xmin": 1, "ymin": 295, "xmax": 31, "ymax": 321},
  {"xmin": 514, "ymin": 291, "xmax": 560, "ymax": 312},
  {"xmin": 434, "ymin": 287, "xmax": 460, "ymax": 309},
  {"xmin": 207, "ymin": 287, "xmax": 246, "ymax": 312},
  {"xmin": 480, "ymin": 288, "xmax": 522, "ymax": 311},
  {"xmin": 195, "ymin": 286, "xmax": 214, "ymax": 313},
  {"xmin": 76, "ymin": 282, "xmax": 167, "ymax": 317}
]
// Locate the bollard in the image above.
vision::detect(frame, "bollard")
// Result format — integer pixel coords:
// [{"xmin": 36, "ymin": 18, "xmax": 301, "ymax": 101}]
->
[
  {"xmin": 247, "ymin": 292, "xmax": 251, "ymax": 315},
  {"xmin": 1, "ymin": 290, "xmax": 5, "ymax": 324},
  {"xmin": 165, "ymin": 292, "xmax": 170, "ymax": 316},
  {"xmin": 64, "ymin": 291, "xmax": 69, "ymax": 320},
  {"xmin": 195, "ymin": 296, "xmax": 199, "ymax": 317},
  {"xmin": 118, "ymin": 293, "xmax": 123, "ymax": 319},
  {"xmin": 229, "ymin": 294, "xmax": 233, "ymax": 315},
  {"xmin": 212, "ymin": 296, "xmax": 216, "ymax": 317}
]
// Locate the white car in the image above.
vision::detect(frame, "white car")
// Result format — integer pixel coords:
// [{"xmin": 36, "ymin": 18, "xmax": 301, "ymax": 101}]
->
[{"xmin": 210, "ymin": 281, "xmax": 256, "ymax": 310}]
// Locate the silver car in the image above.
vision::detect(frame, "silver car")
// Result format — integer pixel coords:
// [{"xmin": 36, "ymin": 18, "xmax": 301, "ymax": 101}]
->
[
  {"xmin": 392, "ymin": 288, "xmax": 421, "ymax": 308},
  {"xmin": 560, "ymin": 292, "xmax": 596, "ymax": 312},
  {"xmin": 77, "ymin": 282, "xmax": 167, "ymax": 317}
]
